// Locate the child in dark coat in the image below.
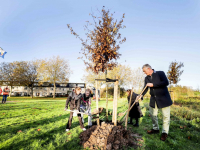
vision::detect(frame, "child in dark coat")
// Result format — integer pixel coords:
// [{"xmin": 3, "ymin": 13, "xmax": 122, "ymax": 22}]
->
[
  {"xmin": 65, "ymin": 87, "xmax": 86, "ymax": 132},
  {"xmin": 127, "ymin": 89, "xmax": 143, "ymax": 127}
]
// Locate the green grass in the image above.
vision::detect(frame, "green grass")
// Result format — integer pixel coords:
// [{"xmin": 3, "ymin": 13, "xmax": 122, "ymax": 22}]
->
[{"xmin": 0, "ymin": 97, "xmax": 200, "ymax": 150}]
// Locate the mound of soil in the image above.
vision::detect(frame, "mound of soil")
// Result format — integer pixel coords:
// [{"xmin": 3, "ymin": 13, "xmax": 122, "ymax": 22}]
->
[{"xmin": 79, "ymin": 122, "xmax": 139, "ymax": 150}]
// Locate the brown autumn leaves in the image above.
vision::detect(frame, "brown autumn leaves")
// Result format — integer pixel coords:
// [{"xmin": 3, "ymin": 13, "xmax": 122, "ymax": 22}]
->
[{"xmin": 67, "ymin": 8, "xmax": 126, "ymax": 74}]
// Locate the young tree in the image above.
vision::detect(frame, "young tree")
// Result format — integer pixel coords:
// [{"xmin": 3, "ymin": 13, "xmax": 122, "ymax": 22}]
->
[
  {"xmin": 68, "ymin": 7, "xmax": 126, "ymax": 119},
  {"xmin": 167, "ymin": 61, "xmax": 184, "ymax": 85},
  {"xmin": 67, "ymin": 8, "xmax": 126, "ymax": 73},
  {"xmin": 167, "ymin": 60, "xmax": 184, "ymax": 102},
  {"xmin": 37, "ymin": 56, "xmax": 71, "ymax": 98}
]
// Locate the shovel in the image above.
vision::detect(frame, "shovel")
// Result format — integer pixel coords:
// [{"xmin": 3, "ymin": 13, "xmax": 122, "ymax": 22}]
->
[
  {"xmin": 66, "ymin": 109, "xmax": 92, "ymax": 116},
  {"xmin": 120, "ymin": 85, "xmax": 148, "ymax": 124}
]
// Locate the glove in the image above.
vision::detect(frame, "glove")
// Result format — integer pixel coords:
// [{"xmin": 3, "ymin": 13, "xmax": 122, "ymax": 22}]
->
[{"xmin": 64, "ymin": 107, "xmax": 68, "ymax": 111}]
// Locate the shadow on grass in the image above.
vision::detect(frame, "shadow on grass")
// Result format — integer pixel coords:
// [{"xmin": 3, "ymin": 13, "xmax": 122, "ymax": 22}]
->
[
  {"xmin": 0, "ymin": 120, "xmax": 84, "ymax": 150},
  {"xmin": 129, "ymin": 103, "xmax": 200, "ymax": 150},
  {"xmin": 0, "ymin": 113, "xmax": 70, "ymax": 134}
]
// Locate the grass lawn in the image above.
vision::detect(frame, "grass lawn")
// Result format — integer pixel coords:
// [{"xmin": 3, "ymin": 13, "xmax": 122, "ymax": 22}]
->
[{"xmin": 0, "ymin": 96, "xmax": 200, "ymax": 150}]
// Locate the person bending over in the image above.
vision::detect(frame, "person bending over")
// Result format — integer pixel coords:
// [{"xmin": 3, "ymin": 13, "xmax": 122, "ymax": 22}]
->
[
  {"xmin": 65, "ymin": 87, "xmax": 86, "ymax": 132},
  {"xmin": 127, "ymin": 89, "xmax": 143, "ymax": 127}
]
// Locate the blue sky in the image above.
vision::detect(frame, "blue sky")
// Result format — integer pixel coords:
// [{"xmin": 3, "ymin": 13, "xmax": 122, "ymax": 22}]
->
[{"xmin": 0, "ymin": 0, "xmax": 200, "ymax": 89}]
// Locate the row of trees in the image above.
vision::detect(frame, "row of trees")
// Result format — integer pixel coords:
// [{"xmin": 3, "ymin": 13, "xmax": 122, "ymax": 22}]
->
[
  {"xmin": 82, "ymin": 64, "xmax": 146, "ymax": 97},
  {"xmin": 0, "ymin": 56, "xmax": 71, "ymax": 98},
  {"xmin": 82, "ymin": 60, "xmax": 186, "ymax": 99}
]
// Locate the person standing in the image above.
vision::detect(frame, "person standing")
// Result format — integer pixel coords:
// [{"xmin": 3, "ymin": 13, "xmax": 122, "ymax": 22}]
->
[
  {"xmin": 126, "ymin": 89, "xmax": 143, "ymax": 127},
  {"xmin": 2, "ymin": 86, "xmax": 10, "ymax": 104},
  {"xmin": 0, "ymin": 86, "xmax": 2, "ymax": 95},
  {"xmin": 65, "ymin": 87, "xmax": 86, "ymax": 132},
  {"xmin": 0, "ymin": 86, "xmax": 2, "ymax": 98},
  {"xmin": 80, "ymin": 88, "xmax": 93, "ymax": 128},
  {"xmin": 137, "ymin": 64, "xmax": 172, "ymax": 141}
]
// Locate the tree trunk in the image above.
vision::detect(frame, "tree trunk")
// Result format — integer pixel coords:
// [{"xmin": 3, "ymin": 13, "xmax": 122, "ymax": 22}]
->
[
  {"xmin": 31, "ymin": 84, "xmax": 34, "ymax": 98},
  {"xmin": 9, "ymin": 85, "xmax": 12, "ymax": 97},
  {"xmin": 118, "ymin": 85, "xmax": 120, "ymax": 98},
  {"xmin": 53, "ymin": 82, "xmax": 56, "ymax": 98},
  {"xmin": 99, "ymin": 84, "xmax": 101, "ymax": 99}
]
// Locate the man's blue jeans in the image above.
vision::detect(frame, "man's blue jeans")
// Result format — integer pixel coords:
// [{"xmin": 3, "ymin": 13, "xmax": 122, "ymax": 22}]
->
[{"xmin": 2, "ymin": 95, "xmax": 8, "ymax": 103}]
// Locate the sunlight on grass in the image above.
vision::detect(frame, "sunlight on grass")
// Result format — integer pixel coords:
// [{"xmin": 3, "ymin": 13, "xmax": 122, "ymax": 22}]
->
[{"xmin": 0, "ymin": 97, "xmax": 200, "ymax": 150}]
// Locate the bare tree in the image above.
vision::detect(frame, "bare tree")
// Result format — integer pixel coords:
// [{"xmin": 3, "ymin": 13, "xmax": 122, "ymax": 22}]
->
[
  {"xmin": 82, "ymin": 64, "xmax": 132, "ymax": 96},
  {"xmin": 0, "ymin": 62, "xmax": 18, "ymax": 97},
  {"xmin": 131, "ymin": 67, "xmax": 146, "ymax": 92},
  {"xmin": 14, "ymin": 61, "xmax": 38, "ymax": 98},
  {"xmin": 37, "ymin": 56, "xmax": 71, "ymax": 98}
]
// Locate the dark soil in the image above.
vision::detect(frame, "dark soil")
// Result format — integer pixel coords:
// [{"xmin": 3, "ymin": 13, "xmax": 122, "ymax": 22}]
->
[{"xmin": 79, "ymin": 122, "xmax": 140, "ymax": 150}]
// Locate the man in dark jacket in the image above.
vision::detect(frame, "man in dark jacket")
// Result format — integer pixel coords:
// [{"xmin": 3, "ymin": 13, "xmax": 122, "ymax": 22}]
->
[{"xmin": 138, "ymin": 64, "xmax": 172, "ymax": 141}]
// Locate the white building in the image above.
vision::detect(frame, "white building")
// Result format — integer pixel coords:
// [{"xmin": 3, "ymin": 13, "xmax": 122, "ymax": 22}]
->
[{"xmin": 1, "ymin": 82, "xmax": 86, "ymax": 97}]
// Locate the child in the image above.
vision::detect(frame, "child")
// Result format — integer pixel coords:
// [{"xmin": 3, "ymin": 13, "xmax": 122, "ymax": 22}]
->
[
  {"xmin": 127, "ymin": 89, "xmax": 143, "ymax": 127},
  {"xmin": 80, "ymin": 88, "xmax": 93, "ymax": 128},
  {"xmin": 65, "ymin": 87, "xmax": 86, "ymax": 132}
]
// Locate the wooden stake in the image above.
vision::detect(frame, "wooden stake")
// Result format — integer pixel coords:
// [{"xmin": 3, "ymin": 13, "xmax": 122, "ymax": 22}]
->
[
  {"xmin": 112, "ymin": 76, "xmax": 118, "ymax": 126},
  {"xmin": 125, "ymin": 87, "xmax": 133, "ymax": 130},
  {"xmin": 105, "ymin": 70, "xmax": 108, "ymax": 121},
  {"xmin": 96, "ymin": 80, "xmax": 100, "ymax": 125}
]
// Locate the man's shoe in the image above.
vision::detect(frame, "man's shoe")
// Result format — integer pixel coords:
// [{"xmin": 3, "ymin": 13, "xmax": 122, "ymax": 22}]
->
[
  {"xmin": 147, "ymin": 129, "xmax": 159, "ymax": 134},
  {"xmin": 161, "ymin": 133, "xmax": 168, "ymax": 141}
]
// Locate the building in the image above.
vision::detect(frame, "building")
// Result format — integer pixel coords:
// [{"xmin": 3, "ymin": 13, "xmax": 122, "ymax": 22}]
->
[{"xmin": 0, "ymin": 82, "xmax": 86, "ymax": 97}]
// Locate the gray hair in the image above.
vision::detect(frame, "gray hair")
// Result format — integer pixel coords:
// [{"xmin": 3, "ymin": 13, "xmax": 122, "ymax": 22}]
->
[{"xmin": 142, "ymin": 64, "xmax": 152, "ymax": 69}]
